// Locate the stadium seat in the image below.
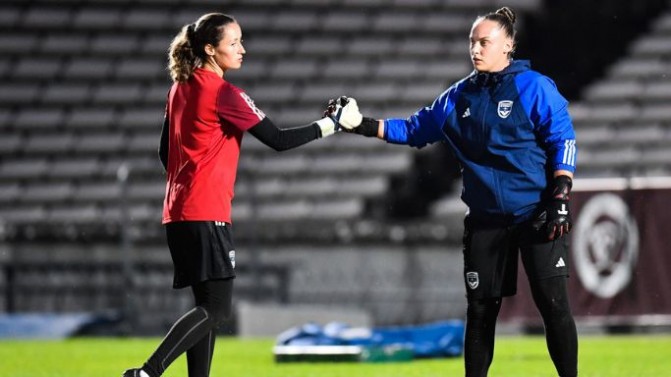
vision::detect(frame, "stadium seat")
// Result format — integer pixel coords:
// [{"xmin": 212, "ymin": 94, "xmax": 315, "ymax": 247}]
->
[
  {"xmin": 0, "ymin": 183, "xmax": 20, "ymax": 205},
  {"xmin": 270, "ymin": 59, "xmax": 319, "ymax": 80},
  {"xmin": 122, "ymin": 9, "xmax": 171, "ymax": 30},
  {"xmin": 114, "ymin": 58, "xmax": 166, "ymax": 80},
  {"xmin": 233, "ymin": 11, "xmax": 271, "ymax": 33},
  {"xmin": 128, "ymin": 181, "xmax": 165, "ymax": 201},
  {"xmin": 321, "ymin": 12, "xmax": 370, "ymax": 32},
  {"xmin": 0, "ymin": 159, "xmax": 49, "ymax": 181},
  {"xmin": 41, "ymin": 84, "xmax": 92, "ymax": 105},
  {"xmin": 13, "ymin": 109, "xmax": 66, "ymax": 130},
  {"xmin": 75, "ymin": 182, "xmax": 122, "ymax": 202},
  {"xmin": 348, "ymin": 37, "xmax": 395, "ymax": 56},
  {"xmin": 40, "ymin": 34, "xmax": 89, "ymax": 55},
  {"xmin": 0, "ymin": 34, "xmax": 38, "ymax": 54},
  {"xmin": 397, "ymin": 37, "xmax": 445, "ymax": 57},
  {"xmin": 62, "ymin": 59, "xmax": 114, "ymax": 80},
  {"xmin": 295, "ymin": 36, "xmax": 343, "ymax": 57},
  {"xmin": 607, "ymin": 58, "xmax": 666, "ymax": 79},
  {"xmin": 75, "ymin": 133, "xmax": 127, "ymax": 154},
  {"xmin": 241, "ymin": 35, "xmax": 293, "ymax": 58},
  {"xmin": 0, "ymin": 84, "xmax": 40, "ymax": 105},
  {"xmin": 372, "ymin": 12, "xmax": 420, "ymax": 33},
  {"xmin": 23, "ymin": 133, "xmax": 76, "ymax": 156},
  {"xmin": 273, "ymin": 10, "xmax": 321, "ymax": 32},
  {"xmin": 322, "ymin": 59, "xmax": 370, "ymax": 80},
  {"xmin": 92, "ymin": 84, "xmax": 144, "ymax": 105},
  {"xmin": 13, "ymin": 58, "xmax": 62, "ymax": 80},
  {"xmin": 66, "ymin": 108, "xmax": 117, "ymax": 130},
  {"xmin": 374, "ymin": 60, "xmax": 422, "ymax": 79},
  {"xmin": 48, "ymin": 205, "xmax": 100, "ymax": 223},
  {"xmin": 72, "ymin": 8, "xmax": 123, "ymax": 29},
  {"xmin": 49, "ymin": 158, "xmax": 101, "ymax": 180},
  {"xmin": 89, "ymin": 35, "xmax": 140, "ymax": 56},
  {"xmin": 23, "ymin": 6, "xmax": 72, "ymax": 29},
  {"xmin": 22, "ymin": 182, "xmax": 74, "ymax": 203},
  {"xmin": 0, "ymin": 135, "xmax": 24, "ymax": 156},
  {"xmin": 0, "ymin": 205, "xmax": 47, "ymax": 224}
]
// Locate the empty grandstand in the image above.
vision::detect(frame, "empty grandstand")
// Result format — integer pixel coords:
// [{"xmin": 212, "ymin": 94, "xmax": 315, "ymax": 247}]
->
[{"xmin": 1, "ymin": 0, "xmax": 670, "ymax": 335}]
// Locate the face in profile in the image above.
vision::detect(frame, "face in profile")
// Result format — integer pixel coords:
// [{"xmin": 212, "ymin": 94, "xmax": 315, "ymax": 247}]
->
[
  {"xmin": 206, "ymin": 22, "xmax": 246, "ymax": 72},
  {"xmin": 469, "ymin": 19, "xmax": 513, "ymax": 73}
]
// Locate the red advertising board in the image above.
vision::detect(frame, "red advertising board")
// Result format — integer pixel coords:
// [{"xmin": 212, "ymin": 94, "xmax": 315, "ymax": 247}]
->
[{"xmin": 499, "ymin": 178, "xmax": 671, "ymax": 326}]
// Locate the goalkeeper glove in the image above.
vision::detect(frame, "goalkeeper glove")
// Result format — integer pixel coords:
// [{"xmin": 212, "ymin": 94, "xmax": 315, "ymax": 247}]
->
[
  {"xmin": 533, "ymin": 175, "xmax": 572, "ymax": 240},
  {"xmin": 323, "ymin": 96, "xmax": 363, "ymax": 129},
  {"xmin": 324, "ymin": 96, "xmax": 378, "ymax": 137}
]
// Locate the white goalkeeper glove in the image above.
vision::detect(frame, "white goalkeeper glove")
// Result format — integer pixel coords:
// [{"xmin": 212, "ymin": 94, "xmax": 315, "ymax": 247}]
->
[
  {"xmin": 315, "ymin": 96, "xmax": 363, "ymax": 137},
  {"xmin": 330, "ymin": 96, "xmax": 363, "ymax": 130}
]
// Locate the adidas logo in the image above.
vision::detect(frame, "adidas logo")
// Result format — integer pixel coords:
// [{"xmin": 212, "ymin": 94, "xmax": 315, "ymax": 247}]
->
[
  {"xmin": 555, "ymin": 257, "xmax": 565, "ymax": 268},
  {"xmin": 462, "ymin": 107, "xmax": 471, "ymax": 118}
]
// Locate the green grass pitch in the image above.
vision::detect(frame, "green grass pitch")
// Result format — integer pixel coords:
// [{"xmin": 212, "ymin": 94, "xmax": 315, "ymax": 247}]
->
[{"xmin": 1, "ymin": 335, "xmax": 670, "ymax": 376}]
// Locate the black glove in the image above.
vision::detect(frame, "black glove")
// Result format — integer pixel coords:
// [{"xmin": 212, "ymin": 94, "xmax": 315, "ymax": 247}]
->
[{"xmin": 533, "ymin": 175, "xmax": 572, "ymax": 240}]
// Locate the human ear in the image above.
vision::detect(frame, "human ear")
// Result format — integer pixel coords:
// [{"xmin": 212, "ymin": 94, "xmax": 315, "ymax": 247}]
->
[
  {"xmin": 204, "ymin": 44, "xmax": 215, "ymax": 57},
  {"xmin": 503, "ymin": 38, "xmax": 513, "ymax": 54}
]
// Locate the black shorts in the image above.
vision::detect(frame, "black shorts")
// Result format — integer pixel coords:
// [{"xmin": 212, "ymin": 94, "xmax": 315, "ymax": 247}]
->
[
  {"xmin": 165, "ymin": 221, "xmax": 236, "ymax": 289},
  {"xmin": 462, "ymin": 216, "xmax": 569, "ymax": 300}
]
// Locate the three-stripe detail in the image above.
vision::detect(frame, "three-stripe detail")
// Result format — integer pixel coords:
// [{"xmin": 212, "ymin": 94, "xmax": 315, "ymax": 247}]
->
[{"xmin": 562, "ymin": 139, "xmax": 577, "ymax": 166}]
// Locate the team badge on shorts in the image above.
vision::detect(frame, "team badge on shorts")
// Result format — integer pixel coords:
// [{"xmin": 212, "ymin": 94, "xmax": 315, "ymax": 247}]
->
[
  {"xmin": 229, "ymin": 250, "xmax": 236, "ymax": 269},
  {"xmin": 497, "ymin": 100, "xmax": 513, "ymax": 118},
  {"xmin": 466, "ymin": 271, "xmax": 479, "ymax": 290}
]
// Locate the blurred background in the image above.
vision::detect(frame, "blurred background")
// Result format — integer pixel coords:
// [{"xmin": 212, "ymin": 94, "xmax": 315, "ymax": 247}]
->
[{"xmin": 1, "ymin": 0, "xmax": 671, "ymax": 338}]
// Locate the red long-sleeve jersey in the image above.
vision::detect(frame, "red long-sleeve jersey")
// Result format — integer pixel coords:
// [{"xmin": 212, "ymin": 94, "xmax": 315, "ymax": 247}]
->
[{"xmin": 162, "ymin": 68, "xmax": 264, "ymax": 224}]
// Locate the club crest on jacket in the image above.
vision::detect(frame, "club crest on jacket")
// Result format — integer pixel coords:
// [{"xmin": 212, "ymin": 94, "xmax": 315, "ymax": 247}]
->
[{"xmin": 497, "ymin": 100, "xmax": 513, "ymax": 118}]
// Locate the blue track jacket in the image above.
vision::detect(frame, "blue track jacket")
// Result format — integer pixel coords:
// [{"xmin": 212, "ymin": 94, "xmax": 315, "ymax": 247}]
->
[{"xmin": 385, "ymin": 60, "xmax": 577, "ymax": 225}]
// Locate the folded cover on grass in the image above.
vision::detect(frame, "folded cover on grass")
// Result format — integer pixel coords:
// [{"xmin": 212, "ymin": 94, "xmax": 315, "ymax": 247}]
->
[{"xmin": 275, "ymin": 320, "xmax": 464, "ymax": 361}]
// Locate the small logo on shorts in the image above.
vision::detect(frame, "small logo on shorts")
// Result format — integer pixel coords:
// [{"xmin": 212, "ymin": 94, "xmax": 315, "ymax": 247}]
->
[
  {"xmin": 466, "ymin": 271, "xmax": 479, "ymax": 290},
  {"xmin": 229, "ymin": 250, "xmax": 236, "ymax": 269},
  {"xmin": 555, "ymin": 257, "xmax": 566, "ymax": 268}
]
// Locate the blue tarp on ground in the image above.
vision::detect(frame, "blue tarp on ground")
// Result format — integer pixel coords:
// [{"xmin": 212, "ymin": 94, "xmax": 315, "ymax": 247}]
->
[
  {"xmin": 0, "ymin": 313, "xmax": 106, "ymax": 339},
  {"xmin": 277, "ymin": 320, "xmax": 465, "ymax": 358}
]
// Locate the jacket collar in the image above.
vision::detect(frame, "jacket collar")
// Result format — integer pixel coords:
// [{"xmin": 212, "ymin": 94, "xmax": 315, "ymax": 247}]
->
[{"xmin": 470, "ymin": 60, "xmax": 530, "ymax": 87}]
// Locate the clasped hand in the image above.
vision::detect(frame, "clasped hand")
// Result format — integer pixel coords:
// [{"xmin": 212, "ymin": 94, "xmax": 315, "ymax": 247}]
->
[{"xmin": 324, "ymin": 96, "xmax": 363, "ymax": 130}]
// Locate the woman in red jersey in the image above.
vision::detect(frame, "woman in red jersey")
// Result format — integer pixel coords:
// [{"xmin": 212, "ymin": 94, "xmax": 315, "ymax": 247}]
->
[{"xmin": 123, "ymin": 13, "xmax": 359, "ymax": 377}]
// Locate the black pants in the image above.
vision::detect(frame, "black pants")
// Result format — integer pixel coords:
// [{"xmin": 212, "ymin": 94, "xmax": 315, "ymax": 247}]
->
[
  {"xmin": 143, "ymin": 279, "xmax": 233, "ymax": 377},
  {"xmin": 462, "ymin": 218, "xmax": 578, "ymax": 377}
]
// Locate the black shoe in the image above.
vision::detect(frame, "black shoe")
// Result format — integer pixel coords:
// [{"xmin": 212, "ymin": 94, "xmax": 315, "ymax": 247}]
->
[{"xmin": 122, "ymin": 368, "xmax": 143, "ymax": 377}]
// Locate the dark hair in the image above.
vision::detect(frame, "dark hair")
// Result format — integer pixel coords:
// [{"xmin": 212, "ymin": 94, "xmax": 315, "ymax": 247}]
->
[
  {"xmin": 168, "ymin": 13, "xmax": 236, "ymax": 82},
  {"xmin": 480, "ymin": 7, "xmax": 517, "ymax": 57}
]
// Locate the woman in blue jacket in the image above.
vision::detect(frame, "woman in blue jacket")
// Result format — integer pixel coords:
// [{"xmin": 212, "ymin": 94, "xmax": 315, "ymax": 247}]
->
[{"xmin": 336, "ymin": 7, "xmax": 578, "ymax": 377}]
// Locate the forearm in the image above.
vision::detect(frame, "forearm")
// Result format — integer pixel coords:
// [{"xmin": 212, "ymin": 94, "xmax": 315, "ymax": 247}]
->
[{"xmin": 248, "ymin": 117, "xmax": 323, "ymax": 152}]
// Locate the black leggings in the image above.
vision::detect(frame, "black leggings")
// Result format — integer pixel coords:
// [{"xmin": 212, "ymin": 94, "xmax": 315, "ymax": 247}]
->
[
  {"xmin": 464, "ymin": 276, "xmax": 578, "ymax": 377},
  {"xmin": 143, "ymin": 279, "xmax": 233, "ymax": 377}
]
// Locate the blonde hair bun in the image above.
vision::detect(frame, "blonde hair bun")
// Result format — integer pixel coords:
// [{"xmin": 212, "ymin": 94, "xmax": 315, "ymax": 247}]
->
[{"xmin": 496, "ymin": 7, "xmax": 516, "ymax": 25}]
